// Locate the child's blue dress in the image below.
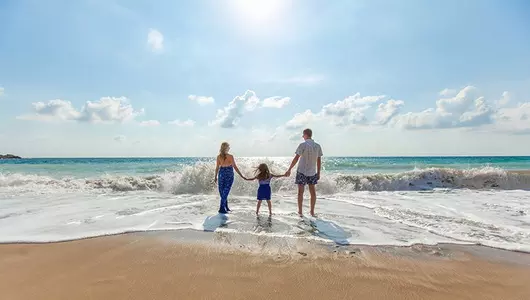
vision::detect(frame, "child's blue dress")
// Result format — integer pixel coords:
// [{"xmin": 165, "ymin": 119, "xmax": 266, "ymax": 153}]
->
[{"xmin": 257, "ymin": 177, "xmax": 271, "ymax": 201}]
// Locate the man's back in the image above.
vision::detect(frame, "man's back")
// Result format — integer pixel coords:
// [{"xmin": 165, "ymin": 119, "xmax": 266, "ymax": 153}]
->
[{"xmin": 295, "ymin": 139, "xmax": 323, "ymax": 176}]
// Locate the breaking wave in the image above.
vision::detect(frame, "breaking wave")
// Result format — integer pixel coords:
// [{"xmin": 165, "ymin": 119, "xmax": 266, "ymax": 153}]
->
[{"xmin": 1, "ymin": 162, "xmax": 529, "ymax": 194}]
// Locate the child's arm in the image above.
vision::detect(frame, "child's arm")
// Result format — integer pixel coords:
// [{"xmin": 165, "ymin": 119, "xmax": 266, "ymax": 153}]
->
[
  {"xmin": 244, "ymin": 176, "xmax": 257, "ymax": 181},
  {"xmin": 270, "ymin": 174, "xmax": 285, "ymax": 178}
]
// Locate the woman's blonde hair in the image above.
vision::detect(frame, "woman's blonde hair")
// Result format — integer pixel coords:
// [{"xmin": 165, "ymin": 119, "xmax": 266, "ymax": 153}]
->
[{"xmin": 219, "ymin": 142, "xmax": 230, "ymax": 160}]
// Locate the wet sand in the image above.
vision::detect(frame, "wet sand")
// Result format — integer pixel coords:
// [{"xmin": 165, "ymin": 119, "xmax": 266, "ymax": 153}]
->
[{"xmin": 1, "ymin": 234, "xmax": 529, "ymax": 300}]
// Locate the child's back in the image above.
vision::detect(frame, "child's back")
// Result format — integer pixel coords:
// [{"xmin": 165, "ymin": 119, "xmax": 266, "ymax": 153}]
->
[
  {"xmin": 257, "ymin": 175, "xmax": 272, "ymax": 201},
  {"xmin": 248, "ymin": 163, "xmax": 285, "ymax": 215}
]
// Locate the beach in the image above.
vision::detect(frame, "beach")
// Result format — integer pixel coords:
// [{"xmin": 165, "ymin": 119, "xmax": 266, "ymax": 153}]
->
[
  {"xmin": 1, "ymin": 157, "xmax": 530, "ymax": 299},
  {"xmin": 1, "ymin": 234, "xmax": 530, "ymax": 300}
]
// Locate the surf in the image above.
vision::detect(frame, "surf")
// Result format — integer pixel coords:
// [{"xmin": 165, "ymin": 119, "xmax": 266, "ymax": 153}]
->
[{"xmin": 2, "ymin": 165, "xmax": 530, "ymax": 193}]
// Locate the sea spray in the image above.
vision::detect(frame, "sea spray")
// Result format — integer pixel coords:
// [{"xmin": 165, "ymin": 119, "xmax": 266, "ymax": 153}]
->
[{"xmin": 1, "ymin": 163, "xmax": 529, "ymax": 193}]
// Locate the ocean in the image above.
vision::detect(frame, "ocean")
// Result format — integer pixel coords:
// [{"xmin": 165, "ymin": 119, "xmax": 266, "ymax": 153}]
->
[{"xmin": 1, "ymin": 156, "xmax": 530, "ymax": 252}]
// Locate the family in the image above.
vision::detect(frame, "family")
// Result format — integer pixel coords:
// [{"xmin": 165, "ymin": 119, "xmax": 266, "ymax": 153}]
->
[{"xmin": 214, "ymin": 128, "xmax": 323, "ymax": 217}]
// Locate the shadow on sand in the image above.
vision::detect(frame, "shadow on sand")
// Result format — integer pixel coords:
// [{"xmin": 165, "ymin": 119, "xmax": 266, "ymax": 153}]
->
[
  {"xmin": 254, "ymin": 215, "xmax": 273, "ymax": 233},
  {"xmin": 301, "ymin": 217, "xmax": 352, "ymax": 245},
  {"xmin": 203, "ymin": 213, "xmax": 229, "ymax": 232}
]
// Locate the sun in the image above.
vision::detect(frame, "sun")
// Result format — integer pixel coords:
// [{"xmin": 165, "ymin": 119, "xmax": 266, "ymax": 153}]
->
[{"xmin": 230, "ymin": 0, "xmax": 286, "ymax": 24}]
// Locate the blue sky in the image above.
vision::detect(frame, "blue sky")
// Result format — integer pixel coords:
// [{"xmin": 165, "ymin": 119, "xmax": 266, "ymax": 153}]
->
[{"xmin": 1, "ymin": 0, "xmax": 530, "ymax": 157}]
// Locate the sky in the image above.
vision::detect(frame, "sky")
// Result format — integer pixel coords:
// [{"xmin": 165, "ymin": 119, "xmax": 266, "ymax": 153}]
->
[{"xmin": 1, "ymin": 0, "xmax": 530, "ymax": 157}]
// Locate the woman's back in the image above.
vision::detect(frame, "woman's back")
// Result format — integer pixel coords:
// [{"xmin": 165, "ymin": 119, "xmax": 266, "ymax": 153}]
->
[{"xmin": 218, "ymin": 154, "xmax": 233, "ymax": 167}]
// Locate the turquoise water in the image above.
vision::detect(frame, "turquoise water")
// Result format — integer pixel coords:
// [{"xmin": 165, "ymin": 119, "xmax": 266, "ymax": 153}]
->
[{"xmin": 1, "ymin": 156, "xmax": 529, "ymax": 178}]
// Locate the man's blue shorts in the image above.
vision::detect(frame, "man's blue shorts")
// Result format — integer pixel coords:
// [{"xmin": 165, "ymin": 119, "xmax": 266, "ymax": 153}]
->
[{"xmin": 295, "ymin": 172, "xmax": 318, "ymax": 185}]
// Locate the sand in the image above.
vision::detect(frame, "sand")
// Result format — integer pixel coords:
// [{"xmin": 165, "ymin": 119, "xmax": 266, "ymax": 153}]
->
[{"xmin": 1, "ymin": 235, "xmax": 529, "ymax": 300}]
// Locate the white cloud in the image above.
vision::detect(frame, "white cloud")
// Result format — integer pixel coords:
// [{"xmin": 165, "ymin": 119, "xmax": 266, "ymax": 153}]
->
[
  {"xmin": 321, "ymin": 93, "xmax": 386, "ymax": 126},
  {"xmin": 262, "ymin": 96, "xmax": 290, "ymax": 108},
  {"xmin": 391, "ymin": 86, "xmax": 495, "ymax": 130},
  {"xmin": 376, "ymin": 99, "xmax": 405, "ymax": 125},
  {"xmin": 285, "ymin": 110, "xmax": 318, "ymax": 130},
  {"xmin": 436, "ymin": 86, "xmax": 478, "ymax": 115},
  {"xmin": 140, "ymin": 120, "xmax": 160, "ymax": 126},
  {"xmin": 282, "ymin": 87, "xmax": 520, "ymax": 134},
  {"xmin": 147, "ymin": 29, "xmax": 164, "ymax": 52},
  {"xmin": 168, "ymin": 119, "xmax": 195, "ymax": 127},
  {"xmin": 283, "ymin": 93, "xmax": 387, "ymax": 135},
  {"xmin": 188, "ymin": 95, "xmax": 214, "ymax": 106},
  {"xmin": 496, "ymin": 91, "xmax": 511, "ymax": 108},
  {"xmin": 391, "ymin": 109, "xmax": 443, "ymax": 130},
  {"xmin": 114, "ymin": 135, "xmax": 126, "ymax": 142},
  {"xmin": 0, "ymin": 87, "xmax": 4, "ymax": 97},
  {"xmin": 18, "ymin": 99, "xmax": 81, "ymax": 121},
  {"xmin": 494, "ymin": 102, "xmax": 530, "ymax": 134},
  {"xmin": 79, "ymin": 97, "xmax": 144, "ymax": 123},
  {"xmin": 210, "ymin": 90, "xmax": 293, "ymax": 128},
  {"xmin": 289, "ymin": 132, "xmax": 302, "ymax": 141},
  {"xmin": 459, "ymin": 97, "xmax": 494, "ymax": 127},
  {"xmin": 211, "ymin": 90, "xmax": 260, "ymax": 128},
  {"xmin": 439, "ymin": 88, "xmax": 456, "ymax": 97},
  {"xmin": 18, "ymin": 97, "xmax": 144, "ymax": 123}
]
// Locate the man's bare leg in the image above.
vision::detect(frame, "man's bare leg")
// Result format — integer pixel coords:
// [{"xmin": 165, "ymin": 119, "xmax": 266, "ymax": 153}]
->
[
  {"xmin": 308, "ymin": 184, "xmax": 317, "ymax": 217},
  {"xmin": 297, "ymin": 184, "xmax": 305, "ymax": 216}
]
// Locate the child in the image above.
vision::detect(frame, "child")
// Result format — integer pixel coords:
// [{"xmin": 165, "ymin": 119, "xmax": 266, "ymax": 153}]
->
[{"xmin": 245, "ymin": 163, "xmax": 284, "ymax": 215}]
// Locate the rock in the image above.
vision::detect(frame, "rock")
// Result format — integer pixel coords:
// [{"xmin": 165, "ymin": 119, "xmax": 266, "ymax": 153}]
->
[{"xmin": 0, "ymin": 154, "xmax": 22, "ymax": 159}]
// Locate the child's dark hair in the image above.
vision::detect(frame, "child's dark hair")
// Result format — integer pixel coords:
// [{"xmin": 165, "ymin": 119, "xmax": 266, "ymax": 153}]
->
[{"xmin": 255, "ymin": 163, "xmax": 271, "ymax": 181}]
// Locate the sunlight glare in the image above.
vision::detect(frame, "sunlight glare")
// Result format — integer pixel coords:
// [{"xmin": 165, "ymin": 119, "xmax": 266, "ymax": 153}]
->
[{"xmin": 231, "ymin": 0, "xmax": 285, "ymax": 24}]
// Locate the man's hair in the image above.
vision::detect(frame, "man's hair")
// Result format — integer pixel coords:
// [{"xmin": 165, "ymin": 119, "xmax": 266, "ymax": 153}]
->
[{"xmin": 303, "ymin": 128, "xmax": 312, "ymax": 138}]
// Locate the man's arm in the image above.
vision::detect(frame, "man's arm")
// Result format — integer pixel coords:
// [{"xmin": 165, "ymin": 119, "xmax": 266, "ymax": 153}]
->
[
  {"xmin": 316, "ymin": 156, "xmax": 321, "ymax": 179},
  {"xmin": 285, "ymin": 154, "xmax": 300, "ymax": 177},
  {"xmin": 317, "ymin": 144, "xmax": 323, "ymax": 179},
  {"xmin": 286, "ymin": 143, "xmax": 303, "ymax": 177}
]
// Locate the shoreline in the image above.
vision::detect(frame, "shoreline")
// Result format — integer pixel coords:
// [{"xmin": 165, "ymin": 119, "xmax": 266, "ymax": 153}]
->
[
  {"xmin": 1, "ymin": 233, "xmax": 529, "ymax": 300},
  {"xmin": 2, "ymin": 228, "xmax": 530, "ymax": 262}
]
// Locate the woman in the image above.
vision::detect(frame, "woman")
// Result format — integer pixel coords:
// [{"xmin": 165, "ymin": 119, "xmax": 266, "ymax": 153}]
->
[{"xmin": 214, "ymin": 142, "xmax": 246, "ymax": 214}]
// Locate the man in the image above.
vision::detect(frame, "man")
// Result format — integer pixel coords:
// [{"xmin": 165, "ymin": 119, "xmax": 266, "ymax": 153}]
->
[{"xmin": 285, "ymin": 128, "xmax": 323, "ymax": 217}]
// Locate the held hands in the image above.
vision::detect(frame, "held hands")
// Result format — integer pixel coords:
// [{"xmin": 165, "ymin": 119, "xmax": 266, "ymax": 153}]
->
[{"xmin": 284, "ymin": 170, "xmax": 291, "ymax": 177}]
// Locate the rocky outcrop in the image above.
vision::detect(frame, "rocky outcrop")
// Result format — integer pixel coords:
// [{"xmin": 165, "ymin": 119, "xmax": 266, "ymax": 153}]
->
[{"xmin": 0, "ymin": 154, "xmax": 22, "ymax": 159}]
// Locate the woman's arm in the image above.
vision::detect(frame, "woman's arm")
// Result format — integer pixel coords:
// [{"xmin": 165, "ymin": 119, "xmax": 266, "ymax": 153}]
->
[
  {"xmin": 214, "ymin": 156, "xmax": 220, "ymax": 183},
  {"xmin": 231, "ymin": 156, "xmax": 246, "ymax": 179}
]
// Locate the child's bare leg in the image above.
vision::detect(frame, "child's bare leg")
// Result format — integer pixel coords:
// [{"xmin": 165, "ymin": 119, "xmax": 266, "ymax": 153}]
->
[
  {"xmin": 266, "ymin": 200, "xmax": 272, "ymax": 215},
  {"xmin": 256, "ymin": 200, "xmax": 262, "ymax": 215}
]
